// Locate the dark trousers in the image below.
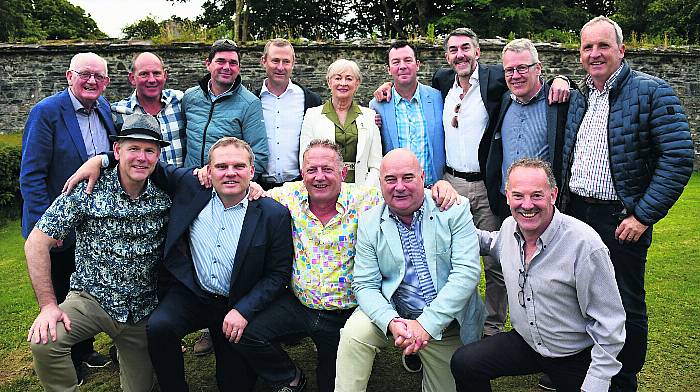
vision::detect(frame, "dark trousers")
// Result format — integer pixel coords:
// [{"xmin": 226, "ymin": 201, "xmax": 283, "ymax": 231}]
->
[
  {"xmin": 568, "ymin": 195, "xmax": 650, "ymax": 392},
  {"xmin": 147, "ymin": 282, "xmax": 255, "ymax": 392},
  {"xmin": 451, "ymin": 330, "xmax": 592, "ymax": 392},
  {"xmin": 50, "ymin": 245, "xmax": 95, "ymax": 366},
  {"xmin": 235, "ymin": 290, "xmax": 353, "ymax": 392}
]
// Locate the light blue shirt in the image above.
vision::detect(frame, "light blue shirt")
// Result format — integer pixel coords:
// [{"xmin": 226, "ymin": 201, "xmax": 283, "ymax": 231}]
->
[
  {"xmin": 189, "ymin": 192, "xmax": 248, "ymax": 296},
  {"xmin": 393, "ymin": 87, "xmax": 433, "ymax": 184},
  {"xmin": 260, "ymin": 80, "xmax": 305, "ymax": 182},
  {"xmin": 68, "ymin": 88, "xmax": 110, "ymax": 158}
]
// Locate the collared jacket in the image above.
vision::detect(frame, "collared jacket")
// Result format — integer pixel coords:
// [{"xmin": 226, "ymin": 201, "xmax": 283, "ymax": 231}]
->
[
  {"xmin": 370, "ymin": 83, "xmax": 446, "ymax": 185},
  {"xmin": 254, "ymin": 80, "xmax": 322, "ymax": 114},
  {"xmin": 353, "ymin": 191, "xmax": 486, "ymax": 344},
  {"xmin": 182, "ymin": 74, "xmax": 269, "ymax": 174},
  {"xmin": 560, "ymin": 61, "xmax": 694, "ymax": 226},
  {"xmin": 486, "ymin": 83, "xmax": 568, "ymax": 219}
]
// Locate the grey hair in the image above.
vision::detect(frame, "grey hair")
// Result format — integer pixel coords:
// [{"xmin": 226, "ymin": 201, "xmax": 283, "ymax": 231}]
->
[
  {"xmin": 326, "ymin": 59, "xmax": 362, "ymax": 85},
  {"xmin": 302, "ymin": 139, "xmax": 343, "ymax": 170},
  {"xmin": 505, "ymin": 158, "xmax": 557, "ymax": 191},
  {"xmin": 69, "ymin": 52, "xmax": 108, "ymax": 76},
  {"xmin": 501, "ymin": 38, "xmax": 540, "ymax": 64},
  {"xmin": 582, "ymin": 16, "xmax": 624, "ymax": 45},
  {"xmin": 444, "ymin": 28, "xmax": 480, "ymax": 51}
]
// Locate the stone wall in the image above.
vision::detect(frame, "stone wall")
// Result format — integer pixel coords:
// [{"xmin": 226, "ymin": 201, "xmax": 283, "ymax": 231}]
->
[{"xmin": 0, "ymin": 41, "xmax": 698, "ymax": 168}]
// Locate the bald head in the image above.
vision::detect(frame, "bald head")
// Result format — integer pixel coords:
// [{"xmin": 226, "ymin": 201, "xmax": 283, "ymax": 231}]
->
[
  {"xmin": 129, "ymin": 52, "xmax": 167, "ymax": 102},
  {"xmin": 380, "ymin": 149, "xmax": 425, "ymax": 219}
]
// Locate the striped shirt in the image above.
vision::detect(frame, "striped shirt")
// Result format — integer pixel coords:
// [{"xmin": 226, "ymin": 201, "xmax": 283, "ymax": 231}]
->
[
  {"xmin": 189, "ymin": 192, "xmax": 248, "ymax": 296},
  {"xmin": 68, "ymin": 88, "xmax": 110, "ymax": 158},
  {"xmin": 569, "ymin": 65, "xmax": 624, "ymax": 200},
  {"xmin": 393, "ymin": 87, "xmax": 434, "ymax": 184},
  {"xmin": 112, "ymin": 89, "xmax": 186, "ymax": 167}
]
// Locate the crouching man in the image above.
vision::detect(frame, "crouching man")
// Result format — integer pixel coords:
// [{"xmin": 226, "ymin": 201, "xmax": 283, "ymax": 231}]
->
[
  {"xmin": 26, "ymin": 114, "xmax": 171, "ymax": 391},
  {"xmin": 450, "ymin": 158, "xmax": 626, "ymax": 392},
  {"xmin": 334, "ymin": 148, "xmax": 485, "ymax": 392}
]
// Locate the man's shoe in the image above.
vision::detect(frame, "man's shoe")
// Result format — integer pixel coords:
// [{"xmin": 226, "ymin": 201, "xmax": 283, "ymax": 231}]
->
[
  {"xmin": 538, "ymin": 374, "xmax": 556, "ymax": 391},
  {"xmin": 402, "ymin": 353, "xmax": 423, "ymax": 373},
  {"xmin": 82, "ymin": 351, "xmax": 111, "ymax": 368},
  {"xmin": 276, "ymin": 369, "xmax": 307, "ymax": 392},
  {"xmin": 75, "ymin": 364, "xmax": 85, "ymax": 386},
  {"xmin": 193, "ymin": 330, "xmax": 214, "ymax": 356}
]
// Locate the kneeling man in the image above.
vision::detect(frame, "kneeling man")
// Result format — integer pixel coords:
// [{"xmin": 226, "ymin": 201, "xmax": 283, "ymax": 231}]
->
[
  {"xmin": 335, "ymin": 148, "xmax": 485, "ymax": 392},
  {"xmin": 450, "ymin": 158, "xmax": 625, "ymax": 392},
  {"xmin": 26, "ymin": 114, "xmax": 171, "ymax": 391}
]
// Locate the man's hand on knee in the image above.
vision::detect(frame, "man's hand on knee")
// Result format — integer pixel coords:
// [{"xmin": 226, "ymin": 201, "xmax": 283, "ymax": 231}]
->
[
  {"xmin": 28, "ymin": 303, "xmax": 71, "ymax": 344},
  {"xmin": 222, "ymin": 309, "xmax": 248, "ymax": 343}
]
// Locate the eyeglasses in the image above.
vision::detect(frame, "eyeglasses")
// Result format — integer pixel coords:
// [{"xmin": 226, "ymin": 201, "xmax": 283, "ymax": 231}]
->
[
  {"xmin": 70, "ymin": 70, "xmax": 108, "ymax": 83},
  {"xmin": 504, "ymin": 63, "xmax": 537, "ymax": 77},
  {"xmin": 212, "ymin": 38, "xmax": 238, "ymax": 48},
  {"xmin": 518, "ymin": 269, "xmax": 528, "ymax": 307},
  {"xmin": 451, "ymin": 103, "xmax": 461, "ymax": 128}
]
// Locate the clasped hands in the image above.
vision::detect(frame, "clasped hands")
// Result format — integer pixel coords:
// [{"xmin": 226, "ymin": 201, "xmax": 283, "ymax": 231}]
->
[{"xmin": 389, "ymin": 318, "xmax": 431, "ymax": 355}]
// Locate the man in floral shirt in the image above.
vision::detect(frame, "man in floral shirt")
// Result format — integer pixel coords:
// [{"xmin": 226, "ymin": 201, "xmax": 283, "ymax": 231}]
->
[{"xmin": 25, "ymin": 114, "xmax": 171, "ymax": 392}]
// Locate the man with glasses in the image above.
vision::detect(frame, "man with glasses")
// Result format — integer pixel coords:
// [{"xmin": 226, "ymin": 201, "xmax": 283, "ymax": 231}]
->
[
  {"xmin": 485, "ymin": 39, "xmax": 568, "ymax": 222},
  {"xmin": 450, "ymin": 158, "xmax": 626, "ymax": 392},
  {"xmin": 182, "ymin": 39, "xmax": 268, "ymax": 175},
  {"xmin": 20, "ymin": 52, "xmax": 115, "ymax": 382},
  {"xmin": 113, "ymin": 52, "xmax": 185, "ymax": 167}
]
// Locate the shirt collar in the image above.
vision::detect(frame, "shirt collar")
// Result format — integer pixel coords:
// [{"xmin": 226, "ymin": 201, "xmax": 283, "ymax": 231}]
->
[
  {"xmin": 68, "ymin": 87, "xmax": 98, "ymax": 113},
  {"xmin": 208, "ymin": 80, "xmax": 234, "ymax": 98},
  {"xmin": 512, "ymin": 207, "xmax": 562, "ymax": 249},
  {"xmin": 510, "ymin": 78, "xmax": 545, "ymax": 105},
  {"xmin": 109, "ymin": 167, "xmax": 157, "ymax": 201},
  {"xmin": 261, "ymin": 79, "xmax": 299, "ymax": 97},
  {"xmin": 388, "ymin": 197, "xmax": 427, "ymax": 229},
  {"xmin": 451, "ymin": 63, "xmax": 480, "ymax": 93},
  {"xmin": 585, "ymin": 63, "xmax": 624, "ymax": 93},
  {"xmin": 392, "ymin": 85, "xmax": 422, "ymax": 106}
]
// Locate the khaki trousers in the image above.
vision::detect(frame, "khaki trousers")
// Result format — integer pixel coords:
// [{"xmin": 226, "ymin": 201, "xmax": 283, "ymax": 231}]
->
[
  {"xmin": 334, "ymin": 309, "xmax": 461, "ymax": 392},
  {"xmin": 30, "ymin": 291, "xmax": 155, "ymax": 392}
]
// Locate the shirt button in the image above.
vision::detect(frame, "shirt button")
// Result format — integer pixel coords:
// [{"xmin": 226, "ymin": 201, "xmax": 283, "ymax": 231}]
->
[
  {"xmin": 217, "ymin": 244, "xmax": 221, "ymax": 247},
  {"xmin": 537, "ymin": 342, "xmax": 541, "ymax": 345},
  {"xmin": 530, "ymin": 322, "xmax": 533, "ymax": 325},
  {"xmin": 221, "ymin": 227, "xmax": 225, "ymax": 230},
  {"xmin": 527, "ymin": 298, "xmax": 531, "ymax": 302}
]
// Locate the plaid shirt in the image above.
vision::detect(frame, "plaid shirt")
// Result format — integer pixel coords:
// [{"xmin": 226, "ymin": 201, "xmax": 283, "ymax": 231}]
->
[
  {"xmin": 393, "ymin": 87, "xmax": 433, "ymax": 184},
  {"xmin": 112, "ymin": 89, "xmax": 185, "ymax": 167},
  {"xmin": 569, "ymin": 65, "xmax": 624, "ymax": 200}
]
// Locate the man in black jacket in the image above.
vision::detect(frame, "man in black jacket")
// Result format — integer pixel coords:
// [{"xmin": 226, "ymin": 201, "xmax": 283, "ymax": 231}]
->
[{"xmin": 257, "ymin": 38, "xmax": 322, "ymax": 190}]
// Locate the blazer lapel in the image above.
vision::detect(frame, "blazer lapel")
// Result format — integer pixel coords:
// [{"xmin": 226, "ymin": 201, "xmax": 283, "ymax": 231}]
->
[
  {"xmin": 385, "ymin": 97, "xmax": 399, "ymax": 149},
  {"xmin": 478, "ymin": 64, "xmax": 490, "ymax": 112},
  {"xmin": 380, "ymin": 207, "xmax": 405, "ymax": 265},
  {"xmin": 421, "ymin": 200, "xmax": 438, "ymax": 284},
  {"xmin": 355, "ymin": 112, "xmax": 368, "ymax": 162},
  {"xmin": 229, "ymin": 200, "xmax": 262, "ymax": 285},
  {"xmin": 60, "ymin": 90, "xmax": 89, "ymax": 162}
]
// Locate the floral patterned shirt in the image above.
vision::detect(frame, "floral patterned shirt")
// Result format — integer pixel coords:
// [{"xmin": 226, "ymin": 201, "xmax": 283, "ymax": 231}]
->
[
  {"xmin": 267, "ymin": 182, "xmax": 382, "ymax": 310},
  {"xmin": 35, "ymin": 168, "xmax": 171, "ymax": 323}
]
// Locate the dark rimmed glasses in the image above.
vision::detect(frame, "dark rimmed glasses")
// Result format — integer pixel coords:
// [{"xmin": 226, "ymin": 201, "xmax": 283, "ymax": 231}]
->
[
  {"xmin": 504, "ymin": 63, "xmax": 537, "ymax": 77},
  {"xmin": 70, "ymin": 70, "xmax": 108, "ymax": 83},
  {"xmin": 518, "ymin": 269, "xmax": 528, "ymax": 307}
]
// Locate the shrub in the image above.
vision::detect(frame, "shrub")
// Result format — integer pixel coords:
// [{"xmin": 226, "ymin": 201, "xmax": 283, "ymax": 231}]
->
[{"xmin": 0, "ymin": 143, "xmax": 22, "ymax": 223}]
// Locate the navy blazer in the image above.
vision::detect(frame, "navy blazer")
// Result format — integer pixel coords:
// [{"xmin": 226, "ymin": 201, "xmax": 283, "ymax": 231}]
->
[
  {"xmin": 431, "ymin": 64, "xmax": 508, "ymax": 175},
  {"xmin": 485, "ymin": 83, "xmax": 568, "ymax": 219},
  {"xmin": 369, "ymin": 83, "xmax": 446, "ymax": 185},
  {"xmin": 151, "ymin": 165, "xmax": 293, "ymax": 320},
  {"xmin": 20, "ymin": 89, "xmax": 116, "ymax": 242}
]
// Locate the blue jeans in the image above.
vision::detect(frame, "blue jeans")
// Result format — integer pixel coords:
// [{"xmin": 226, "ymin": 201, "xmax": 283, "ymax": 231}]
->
[
  {"xmin": 568, "ymin": 195, "xmax": 650, "ymax": 392},
  {"xmin": 235, "ymin": 290, "xmax": 354, "ymax": 392}
]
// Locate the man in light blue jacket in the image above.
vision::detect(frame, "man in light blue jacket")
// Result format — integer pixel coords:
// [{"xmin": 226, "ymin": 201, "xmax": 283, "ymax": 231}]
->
[
  {"xmin": 369, "ymin": 41, "xmax": 445, "ymax": 186},
  {"xmin": 334, "ymin": 149, "xmax": 484, "ymax": 392}
]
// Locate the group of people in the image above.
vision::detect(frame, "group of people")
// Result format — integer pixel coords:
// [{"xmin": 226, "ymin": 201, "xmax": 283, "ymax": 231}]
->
[{"xmin": 19, "ymin": 14, "xmax": 693, "ymax": 392}]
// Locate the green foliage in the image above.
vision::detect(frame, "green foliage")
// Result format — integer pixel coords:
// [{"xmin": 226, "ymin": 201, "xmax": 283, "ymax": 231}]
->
[
  {"xmin": 0, "ymin": 143, "xmax": 21, "ymax": 224},
  {"xmin": 0, "ymin": 0, "xmax": 106, "ymax": 42},
  {"xmin": 614, "ymin": 0, "xmax": 699, "ymax": 45},
  {"xmin": 122, "ymin": 16, "xmax": 161, "ymax": 40}
]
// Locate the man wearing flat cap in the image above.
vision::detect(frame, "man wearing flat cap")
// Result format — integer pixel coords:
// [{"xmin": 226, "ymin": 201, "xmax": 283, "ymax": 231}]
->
[{"xmin": 25, "ymin": 114, "xmax": 172, "ymax": 391}]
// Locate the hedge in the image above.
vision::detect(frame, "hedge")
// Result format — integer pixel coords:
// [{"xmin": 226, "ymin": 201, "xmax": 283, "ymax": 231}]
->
[{"xmin": 0, "ymin": 143, "xmax": 21, "ymax": 223}]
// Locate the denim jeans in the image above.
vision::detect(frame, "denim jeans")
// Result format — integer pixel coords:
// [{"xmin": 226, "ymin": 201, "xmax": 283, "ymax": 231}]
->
[
  {"xmin": 235, "ymin": 290, "xmax": 354, "ymax": 392},
  {"xmin": 568, "ymin": 195, "xmax": 650, "ymax": 392}
]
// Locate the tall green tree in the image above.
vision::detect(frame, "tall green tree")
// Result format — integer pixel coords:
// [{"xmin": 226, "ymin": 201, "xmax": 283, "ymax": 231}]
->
[{"xmin": 0, "ymin": 0, "xmax": 106, "ymax": 42}]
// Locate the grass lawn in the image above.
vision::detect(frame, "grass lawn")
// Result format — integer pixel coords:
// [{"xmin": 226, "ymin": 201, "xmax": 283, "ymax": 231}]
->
[{"xmin": 0, "ymin": 174, "xmax": 698, "ymax": 391}]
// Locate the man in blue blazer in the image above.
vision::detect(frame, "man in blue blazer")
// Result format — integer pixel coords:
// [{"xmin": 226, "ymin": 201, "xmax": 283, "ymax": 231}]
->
[
  {"xmin": 20, "ymin": 52, "xmax": 116, "ymax": 376},
  {"xmin": 145, "ymin": 137, "xmax": 293, "ymax": 392},
  {"xmin": 370, "ymin": 41, "xmax": 445, "ymax": 186},
  {"xmin": 335, "ymin": 149, "xmax": 484, "ymax": 392}
]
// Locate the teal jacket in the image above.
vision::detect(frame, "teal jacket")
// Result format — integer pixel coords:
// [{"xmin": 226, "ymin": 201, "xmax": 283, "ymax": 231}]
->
[
  {"xmin": 353, "ymin": 191, "xmax": 485, "ymax": 344},
  {"xmin": 182, "ymin": 74, "xmax": 269, "ymax": 175}
]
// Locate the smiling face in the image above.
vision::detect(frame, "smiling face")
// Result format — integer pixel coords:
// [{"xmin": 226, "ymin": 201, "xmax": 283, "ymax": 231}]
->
[
  {"xmin": 114, "ymin": 139, "xmax": 160, "ymax": 190},
  {"xmin": 580, "ymin": 21, "xmax": 625, "ymax": 90},
  {"xmin": 208, "ymin": 144, "xmax": 254, "ymax": 207},
  {"xmin": 261, "ymin": 44, "xmax": 295, "ymax": 90},
  {"xmin": 388, "ymin": 45, "xmax": 420, "ymax": 90},
  {"xmin": 129, "ymin": 52, "xmax": 167, "ymax": 102},
  {"xmin": 302, "ymin": 145, "xmax": 347, "ymax": 206},
  {"xmin": 445, "ymin": 35, "xmax": 480, "ymax": 79},
  {"xmin": 205, "ymin": 50, "xmax": 240, "ymax": 94},
  {"xmin": 506, "ymin": 166, "xmax": 558, "ymax": 241},
  {"xmin": 380, "ymin": 149, "xmax": 425, "ymax": 221},
  {"xmin": 328, "ymin": 69, "xmax": 360, "ymax": 101},
  {"xmin": 66, "ymin": 54, "xmax": 109, "ymax": 108},
  {"xmin": 503, "ymin": 49, "xmax": 542, "ymax": 102}
]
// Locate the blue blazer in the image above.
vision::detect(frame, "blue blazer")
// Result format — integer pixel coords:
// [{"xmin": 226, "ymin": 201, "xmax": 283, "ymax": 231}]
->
[
  {"xmin": 151, "ymin": 164, "xmax": 293, "ymax": 320},
  {"xmin": 353, "ymin": 192, "xmax": 486, "ymax": 344},
  {"xmin": 20, "ymin": 89, "xmax": 116, "ymax": 242},
  {"xmin": 370, "ymin": 83, "xmax": 446, "ymax": 185}
]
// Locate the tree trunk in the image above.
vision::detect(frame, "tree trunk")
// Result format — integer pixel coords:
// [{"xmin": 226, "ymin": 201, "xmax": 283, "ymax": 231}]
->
[{"xmin": 234, "ymin": 0, "xmax": 243, "ymax": 42}]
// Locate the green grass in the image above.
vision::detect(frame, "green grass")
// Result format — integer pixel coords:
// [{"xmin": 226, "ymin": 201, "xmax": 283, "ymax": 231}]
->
[
  {"xmin": 0, "ymin": 134, "xmax": 21, "ymax": 148},
  {"xmin": 1, "ymin": 175, "xmax": 698, "ymax": 391}
]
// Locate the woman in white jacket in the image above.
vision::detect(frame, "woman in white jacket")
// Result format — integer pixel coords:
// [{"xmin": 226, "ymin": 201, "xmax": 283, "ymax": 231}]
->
[{"xmin": 299, "ymin": 59, "xmax": 382, "ymax": 187}]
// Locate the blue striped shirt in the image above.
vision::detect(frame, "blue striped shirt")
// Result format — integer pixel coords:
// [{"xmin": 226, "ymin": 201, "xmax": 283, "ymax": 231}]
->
[
  {"xmin": 393, "ymin": 87, "xmax": 434, "ymax": 185},
  {"xmin": 189, "ymin": 192, "xmax": 248, "ymax": 296},
  {"xmin": 500, "ymin": 84, "xmax": 548, "ymax": 194}
]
